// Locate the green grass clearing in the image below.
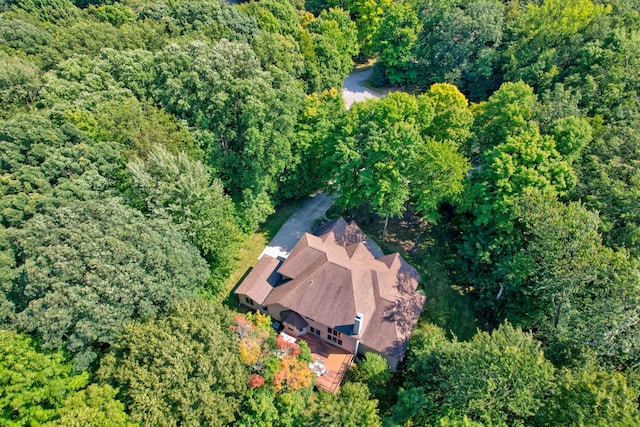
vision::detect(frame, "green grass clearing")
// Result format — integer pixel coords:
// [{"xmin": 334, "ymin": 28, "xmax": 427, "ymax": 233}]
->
[
  {"xmin": 325, "ymin": 205, "xmax": 479, "ymax": 341},
  {"xmin": 221, "ymin": 198, "xmax": 305, "ymax": 309}
]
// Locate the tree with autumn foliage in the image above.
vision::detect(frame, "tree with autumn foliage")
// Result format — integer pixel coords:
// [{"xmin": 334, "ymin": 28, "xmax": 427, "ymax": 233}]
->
[
  {"xmin": 232, "ymin": 313, "xmax": 273, "ymax": 367},
  {"xmin": 231, "ymin": 313, "xmax": 315, "ymax": 427},
  {"xmin": 231, "ymin": 313, "xmax": 314, "ymax": 393},
  {"xmin": 272, "ymin": 356, "xmax": 314, "ymax": 393}
]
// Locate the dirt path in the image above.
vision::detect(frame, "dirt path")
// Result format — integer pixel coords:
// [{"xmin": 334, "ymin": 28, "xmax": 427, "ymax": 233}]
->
[{"xmin": 342, "ymin": 68, "xmax": 392, "ymax": 109}]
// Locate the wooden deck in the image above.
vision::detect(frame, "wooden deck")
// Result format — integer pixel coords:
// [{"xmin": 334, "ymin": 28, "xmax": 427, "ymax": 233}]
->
[{"xmin": 297, "ymin": 333, "xmax": 354, "ymax": 393}]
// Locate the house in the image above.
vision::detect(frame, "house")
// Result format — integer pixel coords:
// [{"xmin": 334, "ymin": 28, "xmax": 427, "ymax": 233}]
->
[{"xmin": 235, "ymin": 217, "xmax": 426, "ymax": 372}]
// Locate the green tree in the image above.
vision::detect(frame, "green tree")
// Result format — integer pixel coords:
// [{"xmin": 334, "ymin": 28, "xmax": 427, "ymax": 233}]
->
[
  {"xmin": 128, "ymin": 146, "xmax": 241, "ymax": 292},
  {"xmin": 419, "ymin": 83, "xmax": 474, "ymax": 146},
  {"xmin": 326, "ymin": 93, "xmax": 422, "ymax": 240},
  {"xmin": 235, "ymin": 388, "xmax": 280, "ymax": 427},
  {"xmin": 305, "ymin": 8, "xmax": 359, "ymax": 91},
  {"xmin": 0, "ymin": 53, "xmax": 42, "ymax": 118},
  {"xmin": 371, "ymin": 2, "xmax": 420, "ymax": 84},
  {"xmin": 98, "ymin": 299, "xmax": 248, "ymax": 427},
  {"xmin": 44, "ymin": 384, "xmax": 135, "ymax": 427},
  {"xmin": 1, "ymin": 331, "xmax": 133, "ymax": 426},
  {"xmin": 503, "ymin": 0, "xmax": 612, "ymax": 94},
  {"xmin": 473, "ymin": 81, "xmax": 539, "ymax": 150},
  {"xmin": 302, "ymin": 382, "xmax": 382, "ymax": 427},
  {"xmin": 538, "ymin": 368, "xmax": 640, "ymax": 425},
  {"xmin": 459, "ymin": 82, "xmax": 576, "ymax": 326},
  {"xmin": 0, "ymin": 331, "xmax": 88, "ymax": 426},
  {"xmin": 342, "ymin": 0, "xmax": 393, "ymax": 58},
  {"xmin": 511, "ymin": 190, "xmax": 640, "ymax": 368},
  {"xmin": 346, "ymin": 352, "xmax": 392, "ymax": 411},
  {"xmin": 4, "ymin": 197, "xmax": 208, "ymax": 369},
  {"xmin": 280, "ymin": 88, "xmax": 347, "ymax": 199},
  {"xmin": 572, "ymin": 124, "xmax": 640, "ymax": 255},
  {"xmin": 413, "ymin": 0, "xmax": 504, "ymax": 99},
  {"xmin": 0, "ymin": 114, "xmax": 124, "ymax": 228},
  {"xmin": 408, "ymin": 137, "xmax": 469, "ymax": 253},
  {"xmin": 394, "ymin": 323, "xmax": 555, "ymax": 426},
  {"xmin": 151, "ymin": 39, "xmax": 303, "ymax": 230},
  {"xmin": 89, "ymin": 97, "xmax": 201, "ymax": 160},
  {"xmin": 549, "ymin": 115, "xmax": 593, "ymax": 159}
]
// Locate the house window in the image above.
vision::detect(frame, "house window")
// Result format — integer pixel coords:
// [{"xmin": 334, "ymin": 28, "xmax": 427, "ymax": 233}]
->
[
  {"xmin": 310, "ymin": 327, "xmax": 320, "ymax": 336},
  {"xmin": 327, "ymin": 327, "xmax": 332, "ymax": 334},
  {"xmin": 337, "ymin": 339, "xmax": 342, "ymax": 346},
  {"xmin": 244, "ymin": 297, "xmax": 252, "ymax": 306},
  {"xmin": 332, "ymin": 329, "xmax": 338, "ymax": 336}
]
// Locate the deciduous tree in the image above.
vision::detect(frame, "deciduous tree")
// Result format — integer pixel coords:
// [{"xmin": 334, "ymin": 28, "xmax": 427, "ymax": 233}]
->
[
  {"xmin": 98, "ymin": 299, "xmax": 248, "ymax": 427},
  {"xmin": 0, "ymin": 331, "xmax": 132, "ymax": 427},
  {"xmin": 4, "ymin": 197, "xmax": 208, "ymax": 369},
  {"xmin": 128, "ymin": 146, "xmax": 241, "ymax": 292}
]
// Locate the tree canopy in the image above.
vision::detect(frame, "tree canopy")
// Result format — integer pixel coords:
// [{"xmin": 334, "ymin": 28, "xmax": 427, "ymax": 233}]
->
[
  {"xmin": 98, "ymin": 299, "xmax": 248, "ymax": 427},
  {"xmin": 1, "ymin": 0, "xmax": 640, "ymax": 424},
  {"xmin": 0, "ymin": 330, "xmax": 132, "ymax": 427},
  {"xmin": 4, "ymin": 197, "xmax": 208, "ymax": 369}
]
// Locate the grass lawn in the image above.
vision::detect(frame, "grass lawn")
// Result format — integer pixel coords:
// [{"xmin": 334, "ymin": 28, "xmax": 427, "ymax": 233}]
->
[
  {"xmin": 221, "ymin": 198, "xmax": 305, "ymax": 309},
  {"xmin": 410, "ymin": 222, "xmax": 479, "ymax": 341},
  {"xmin": 326, "ymin": 205, "xmax": 479, "ymax": 341}
]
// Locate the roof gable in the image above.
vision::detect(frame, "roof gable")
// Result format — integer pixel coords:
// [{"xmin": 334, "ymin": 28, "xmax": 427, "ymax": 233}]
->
[
  {"xmin": 234, "ymin": 255, "xmax": 281, "ymax": 305},
  {"xmin": 237, "ymin": 217, "xmax": 425, "ymax": 363},
  {"xmin": 315, "ymin": 217, "xmax": 366, "ymax": 246}
]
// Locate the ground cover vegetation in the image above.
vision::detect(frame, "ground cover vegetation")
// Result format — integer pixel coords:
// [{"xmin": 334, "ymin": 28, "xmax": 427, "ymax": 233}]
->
[{"xmin": 0, "ymin": 0, "xmax": 639, "ymax": 425}]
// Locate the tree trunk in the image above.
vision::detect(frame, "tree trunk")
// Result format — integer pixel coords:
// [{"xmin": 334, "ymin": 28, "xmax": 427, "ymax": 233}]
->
[
  {"xmin": 382, "ymin": 213, "xmax": 389, "ymax": 242},
  {"xmin": 553, "ymin": 296, "xmax": 563, "ymax": 329},
  {"xmin": 409, "ymin": 222, "xmax": 426, "ymax": 256}
]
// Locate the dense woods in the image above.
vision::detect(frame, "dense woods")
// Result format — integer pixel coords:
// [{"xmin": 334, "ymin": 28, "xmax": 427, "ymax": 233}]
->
[{"xmin": 1, "ymin": 0, "xmax": 639, "ymax": 425}]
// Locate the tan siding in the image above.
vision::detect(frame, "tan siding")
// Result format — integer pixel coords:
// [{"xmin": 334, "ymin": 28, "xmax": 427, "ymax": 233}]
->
[{"xmin": 357, "ymin": 343, "xmax": 399, "ymax": 371}]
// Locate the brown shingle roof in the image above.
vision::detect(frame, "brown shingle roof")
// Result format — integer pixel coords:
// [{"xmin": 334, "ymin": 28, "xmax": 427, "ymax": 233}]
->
[
  {"xmin": 315, "ymin": 217, "xmax": 366, "ymax": 246},
  {"xmin": 238, "ymin": 217, "xmax": 425, "ymax": 364},
  {"xmin": 234, "ymin": 255, "xmax": 280, "ymax": 305},
  {"xmin": 282, "ymin": 310, "xmax": 309, "ymax": 330},
  {"xmin": 266, "ymin": 219, "xmax": 424, "ymax": 362}
]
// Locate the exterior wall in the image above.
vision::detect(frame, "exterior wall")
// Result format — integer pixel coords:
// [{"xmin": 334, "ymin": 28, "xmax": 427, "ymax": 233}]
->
[
  {"xmin": 300, "ymin": 314, "xmax": 358, "ymax": 354},
  {"xmin": 357, "ymin": 343, "xmax": 400, "ymax": 371},
  {"xmin": 282, "ymin": 321, "xmax": 308, "ymax": 337},
  {"xmin": 266, "ymin": 303, "xmax": 288, "ymax": 322},
  {"xmin": 237, "ymin": 294, "xmax": 268, "ymax": 314},
  {"xmin": 266, "ymin": 303, "xmax": 358, "ymax": 353},
  {"xmin": 238, "ymin": 294, "xmax": 256, "ymax": 310}
]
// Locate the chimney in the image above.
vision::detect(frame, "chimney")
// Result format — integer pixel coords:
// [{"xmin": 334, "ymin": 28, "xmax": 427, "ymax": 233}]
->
[{"xmin": 353, "ymin": 312, "xmax": 364, "ymax": 335}]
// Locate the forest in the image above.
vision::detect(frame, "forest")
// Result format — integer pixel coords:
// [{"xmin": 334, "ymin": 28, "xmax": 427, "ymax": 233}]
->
[{"xmin": 0, "ymin": 0, "xmax": 639, "ymax": 425}]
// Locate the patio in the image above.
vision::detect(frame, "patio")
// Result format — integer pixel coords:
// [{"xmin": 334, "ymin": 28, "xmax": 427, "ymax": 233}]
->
[{"xmin": 297, "ymin": 333, "xmax": 354, "ymax": 393}]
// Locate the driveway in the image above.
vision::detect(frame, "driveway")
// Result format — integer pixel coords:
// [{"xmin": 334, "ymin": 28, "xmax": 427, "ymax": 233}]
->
[
  {"xmin": 259, "ymin": 192, "xmax": 385, "ymax": 260},
  {"xmin": 260, "ymin": 69, "xmax": 394, "ymax": 260},
  {"xmin": 259, "ymin": 193, "xmax": 335, "ymax": 260},
  {"xmin": 342, "ymin": 68, "xmax": 394, "ymax": 109}
]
